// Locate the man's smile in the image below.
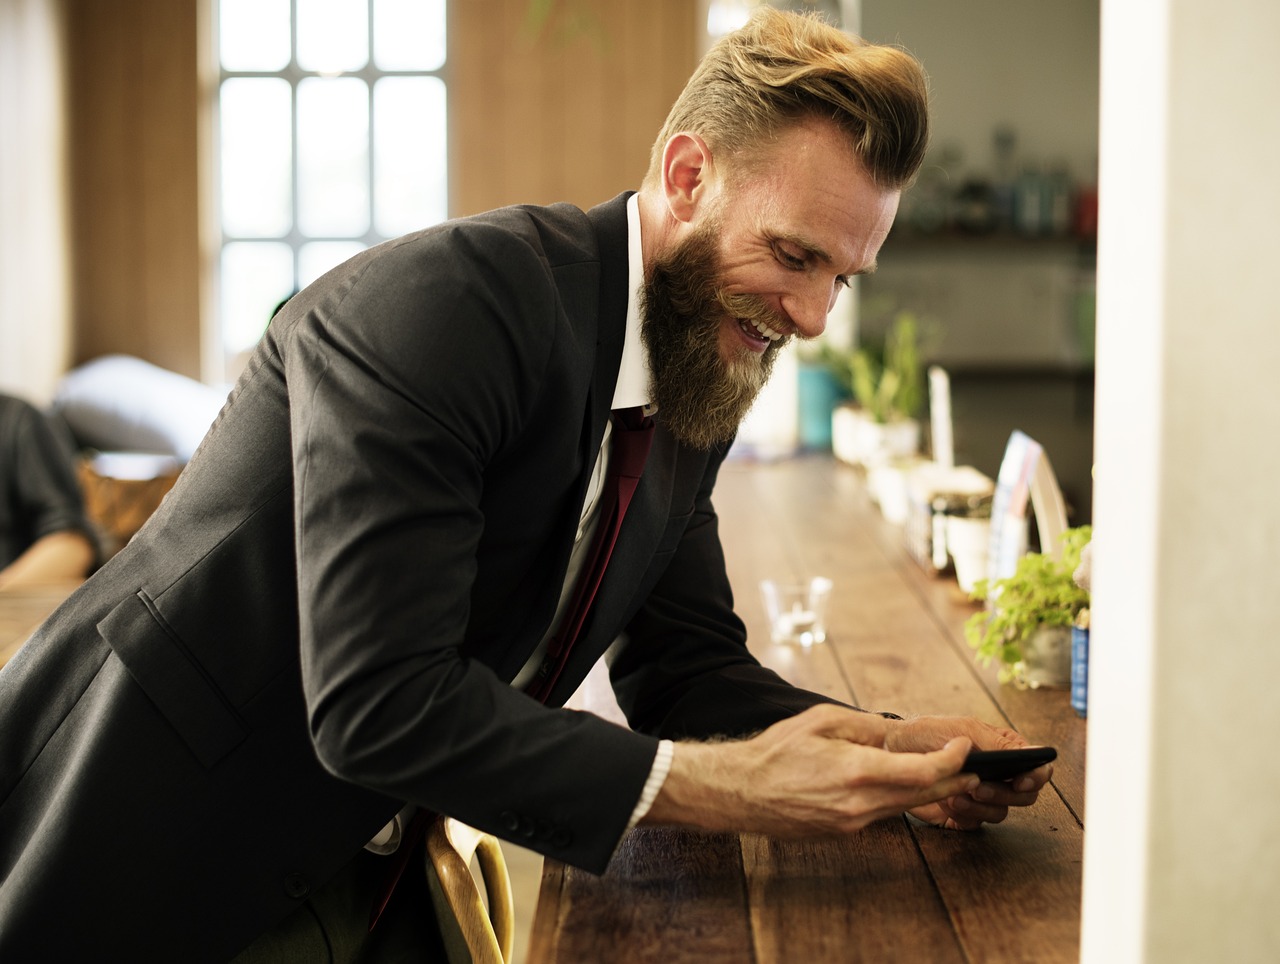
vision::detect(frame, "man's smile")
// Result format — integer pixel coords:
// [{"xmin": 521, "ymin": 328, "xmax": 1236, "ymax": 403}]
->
[{"xmin": 731, "ymin": 314, "xmax": 786, "ymax": 355}]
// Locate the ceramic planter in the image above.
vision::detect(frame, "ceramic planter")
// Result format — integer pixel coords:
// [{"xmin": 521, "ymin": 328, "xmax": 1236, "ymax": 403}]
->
[
  {"xmin": 1013, "ymin": 624, "xmax": 1073, "ymax": 689},
  {"xmin": 831, "ymin": 404, "xmax": 920, "ymax": 467}
]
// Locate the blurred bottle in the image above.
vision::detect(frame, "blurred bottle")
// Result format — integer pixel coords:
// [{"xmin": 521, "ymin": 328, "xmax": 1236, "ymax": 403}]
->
[
  {"xmin": 1045, "ymin": 165, "xmax": 1074, "ymax": 236},
  {"xmin": 908, "ymin": 143, "xmax": 962, "ymax": 234},
  {"xmin": 1014, "ymin": 164, "xmax": 1047, "ymax": 236},
  {"xmin": 908, "ymin": 166, "xmax": 950, "ymax": 234},
  {"xmin": 1071, "ymin": 608, "xmax": 1090, "ymax": 718},
  {"xmin": 953, "ymin": 179, "xmax": 996, "ymax": 234},
  {"xmin": 989, "ymin": 125, "xmax": 1017, "ymax": 232}
]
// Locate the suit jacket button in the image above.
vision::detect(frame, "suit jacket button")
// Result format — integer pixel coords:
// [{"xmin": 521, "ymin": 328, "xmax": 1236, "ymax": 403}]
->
[
  {"xmin": 500, "ymin": 811, "xmax": 520, "ymax": 833},
  {"xmin": 552, "ymin": 828, "xmax": 573, "ymax": 848},
  {"xmin": 283, "ymin": 873, "xmax": 310, "ymax": 899}
]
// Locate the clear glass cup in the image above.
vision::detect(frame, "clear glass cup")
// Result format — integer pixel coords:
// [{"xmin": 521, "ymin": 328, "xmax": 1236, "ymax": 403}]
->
[{"xmin": 759, "ymin": 577, "xmax": 833, "ymax": 646}]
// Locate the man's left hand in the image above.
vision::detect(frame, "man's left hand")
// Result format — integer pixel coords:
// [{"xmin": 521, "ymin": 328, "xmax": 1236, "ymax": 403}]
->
[{"xmin": 882, "ymin": 715, "xmax": 1053, "ymax": 830}]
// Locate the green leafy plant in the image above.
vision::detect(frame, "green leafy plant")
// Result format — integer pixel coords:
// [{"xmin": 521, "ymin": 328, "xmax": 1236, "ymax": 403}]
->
[
  {"xmin": 964, "ymin": 525, "xmax": 1092, "ymax": 682},
  {"xmin": 841, "ymin": 311, "xmax": 924, "ymax": 424}
]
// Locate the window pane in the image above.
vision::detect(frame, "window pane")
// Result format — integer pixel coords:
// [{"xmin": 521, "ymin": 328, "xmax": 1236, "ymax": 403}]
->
[
  {"xmin": 299, "ymin": 241, "xmax": 367, "ymax": 287},
  {"xmin": 297, "ymin": 0, "xmax": 369, "ymax": 72},
  {"xmin": 297, "ymin": 78, "xmax": 370, "ymax": 237},
  {"xmin": 220, "ymin": 78, "xmax": 292, "ymax": 237},
  {"xmin": 374, "ymin": 77, "xmax": 447, "ymax": 236},
  {"xmin": 221, "ymin": 241, "xmax": 295, "ymax": 355},
  {"xmin": 220, "ymin": 0, "xmax": 290, "ymax": 71},
  {"xmin": 374, "ymin": 0, "xmax": 445, "ymax": 71}
]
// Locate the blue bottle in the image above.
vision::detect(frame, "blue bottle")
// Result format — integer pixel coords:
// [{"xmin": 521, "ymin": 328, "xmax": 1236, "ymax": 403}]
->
[{"xmin": 1070, "ymin": 612, "xmax": 1090, "ymax": 717}]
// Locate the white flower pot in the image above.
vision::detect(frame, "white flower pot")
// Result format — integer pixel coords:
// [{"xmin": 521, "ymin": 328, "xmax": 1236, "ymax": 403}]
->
[
  {"xmin": 831, "ymin": 405, "xmax": 920, "ymax": 467},
  {"xmin": 1014, "ymin": 624, "xmax": 1073, "ymax": 689},
  {"xmin": 867, "ymin": 463, "xmax": 913, "ymax": 524},
  {"xmin": 946, "ymin": 515, "xmax": 992, "ymax": 593}
]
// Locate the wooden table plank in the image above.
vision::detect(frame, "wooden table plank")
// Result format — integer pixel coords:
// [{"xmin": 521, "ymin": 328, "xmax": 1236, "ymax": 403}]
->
[
  {"xmin": 529, "ymin": 829, "xmax": 754, "ymax": 963},
  {"xmin": 742, "ymin": 822, "xmax": 965, "ymax": 964},
  {"xmin": 908, "ymin": 800, "xmax": 1083, "ymax": 962}
]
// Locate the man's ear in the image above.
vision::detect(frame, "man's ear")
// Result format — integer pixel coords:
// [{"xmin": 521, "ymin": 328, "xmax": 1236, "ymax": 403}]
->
[{"xmin": 661, "ymin": 132, "xmax": 716, "ymax": 224}]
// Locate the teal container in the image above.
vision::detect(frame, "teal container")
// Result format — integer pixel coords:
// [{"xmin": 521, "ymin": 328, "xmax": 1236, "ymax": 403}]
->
[{"xmin": 797, "ymin": 364, "xmax": 844, "ymax": 450}]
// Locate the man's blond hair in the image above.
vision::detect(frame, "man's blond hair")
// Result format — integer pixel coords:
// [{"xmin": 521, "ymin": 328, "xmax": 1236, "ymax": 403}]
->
[{"xmin": 645, "ymin": 7, "xmax": 929, "ymax": 190}]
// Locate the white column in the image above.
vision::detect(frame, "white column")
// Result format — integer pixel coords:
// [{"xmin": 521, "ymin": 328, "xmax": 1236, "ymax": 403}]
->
[{"xmin": 1084, "ymin": 1, "xmax": 1280, "ymax": 961}]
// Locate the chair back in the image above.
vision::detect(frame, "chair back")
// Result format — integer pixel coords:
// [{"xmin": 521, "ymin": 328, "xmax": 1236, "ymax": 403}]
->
[{"xmin": 425, "ymin": 817, "xmax": 514, "ymax": 964}]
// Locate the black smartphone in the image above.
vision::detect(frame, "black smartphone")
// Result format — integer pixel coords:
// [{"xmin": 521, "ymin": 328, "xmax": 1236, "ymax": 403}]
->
[{"xmin": 962, "ymin": 746, "xmax": 1057, "ymax": 782}]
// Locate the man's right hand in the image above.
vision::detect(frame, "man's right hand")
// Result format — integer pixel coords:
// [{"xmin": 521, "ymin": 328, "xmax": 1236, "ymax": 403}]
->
[{"xmin": 641, "ymin": 704, "xmax": 980, "ymax": 837}]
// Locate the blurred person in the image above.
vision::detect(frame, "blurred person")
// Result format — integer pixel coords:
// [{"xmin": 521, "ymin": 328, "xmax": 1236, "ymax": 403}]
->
[{"xmin": 0, "ymin": 392, "xmax": 96, "ymax": 590}]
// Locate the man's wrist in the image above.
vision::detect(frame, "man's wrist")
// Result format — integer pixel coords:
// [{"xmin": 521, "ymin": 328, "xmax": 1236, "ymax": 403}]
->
[
  {"xmin": 625, "ymin": 739, "xmax": 675, "ymax": 830},
  {"xmin": 640, "ymin": 739, "xmax": 739, "ymax": 831}
]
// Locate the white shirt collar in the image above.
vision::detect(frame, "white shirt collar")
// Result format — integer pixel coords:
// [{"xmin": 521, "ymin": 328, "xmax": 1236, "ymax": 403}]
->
[{"xmin": 610, "ymin": 193, "xmax": 654, "ymax": 412}]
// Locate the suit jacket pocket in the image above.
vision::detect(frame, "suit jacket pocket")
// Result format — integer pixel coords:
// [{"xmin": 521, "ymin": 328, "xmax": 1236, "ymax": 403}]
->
[
  {"xmin": 97, "ymin": 591, "xmax": 247, "ymax": 769},
  {"xmin": 652, "ymin": 508, "xmax": 694, "ymax": 556}
]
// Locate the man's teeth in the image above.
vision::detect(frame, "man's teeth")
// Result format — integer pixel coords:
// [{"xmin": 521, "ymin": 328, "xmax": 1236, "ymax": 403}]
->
[{"xmin": 740, "ymin": 317, "xmax": 782, "ymax": 342}]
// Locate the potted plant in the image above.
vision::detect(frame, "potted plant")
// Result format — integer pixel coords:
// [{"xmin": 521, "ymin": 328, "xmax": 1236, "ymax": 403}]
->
[
  {"xmin": 830, "ymin": 311, "xmax": 925, "ymax": 468},
  {"xmin": 964, "ymin": 525, "xmax": 1092, "ymax": 687}
]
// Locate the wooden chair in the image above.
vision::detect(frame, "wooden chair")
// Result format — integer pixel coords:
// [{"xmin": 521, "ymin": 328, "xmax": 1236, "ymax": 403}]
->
[{"xmin": 425, "ymin": 817, "xmax": 514, "ymax": 964}]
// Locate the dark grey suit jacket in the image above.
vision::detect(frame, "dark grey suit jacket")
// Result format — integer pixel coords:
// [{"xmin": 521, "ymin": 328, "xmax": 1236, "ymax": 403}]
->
[{"xmin": 0, "ymin": 193, "xmax": 833, "ymax": 961}]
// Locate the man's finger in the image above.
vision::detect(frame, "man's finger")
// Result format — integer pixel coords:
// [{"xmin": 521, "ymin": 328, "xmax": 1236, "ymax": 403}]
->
[{"xmin": 801, "ymin": 704, "xmax": 893, "ymax": 745}]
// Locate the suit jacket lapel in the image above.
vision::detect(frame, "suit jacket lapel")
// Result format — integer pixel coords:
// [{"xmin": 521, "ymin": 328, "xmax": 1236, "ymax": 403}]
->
[{"xmin": 580, "ymin": 191, "xmax": 634, "ymax": 469}]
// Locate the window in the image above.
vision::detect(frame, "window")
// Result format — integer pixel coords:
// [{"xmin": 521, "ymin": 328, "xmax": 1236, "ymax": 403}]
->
[{"xmin": 215, "ymin": 0, "xmax": 448, "ymax": 381}]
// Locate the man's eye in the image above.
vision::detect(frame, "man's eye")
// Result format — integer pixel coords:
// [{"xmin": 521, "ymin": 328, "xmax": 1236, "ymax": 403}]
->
[{"xmin": 775, "ymin": 245, "xmax": 806, "ymax": 270}]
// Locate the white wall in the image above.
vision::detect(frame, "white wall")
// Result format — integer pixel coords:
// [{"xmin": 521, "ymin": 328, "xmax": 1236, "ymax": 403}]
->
[
  {"xmin": 1083, "ymin": 0, "xmax": 1280, "ymax": 960},
  {"xmin": 861, "ymin": 0, "xmax": 1099, "ymax": 186},
  {"xmin": 856, "ymin": 1, "xmax": 1100, "ymax": 371},
  {"xmin": 0, "ymin": 0, "xmax": 71, "ymax": 403}
]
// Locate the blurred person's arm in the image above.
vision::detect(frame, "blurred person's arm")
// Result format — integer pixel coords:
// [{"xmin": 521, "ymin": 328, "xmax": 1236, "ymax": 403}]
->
[{"xmin": 0, "ymin": 530, "xmax": 95, "ymax": 590}]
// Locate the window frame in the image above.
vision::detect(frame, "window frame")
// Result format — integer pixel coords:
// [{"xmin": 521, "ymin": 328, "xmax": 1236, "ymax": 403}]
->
[{"xmin": 210, "ymin": 0, "xmax": 449, "ymax": 382}]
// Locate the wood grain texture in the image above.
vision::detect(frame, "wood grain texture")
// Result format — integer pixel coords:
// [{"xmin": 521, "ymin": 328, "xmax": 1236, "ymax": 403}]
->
[
  {"xmin": 534, "ymin": 829, "xmax": 753, "ymax": 963},
  {"xmin": 742, "ymin": 823, "xmax": 964, "ymax": 964},
  {"xmin": 909, "ymin": 801, "xmax": 1082, "ymax": 962},
  {"xmin": 64, "ymin": 0, "xmax": 202, "ymax": 378},
  {"xmin": 448, "ymin": 0, "xmax": 696, "ymax": 217}
]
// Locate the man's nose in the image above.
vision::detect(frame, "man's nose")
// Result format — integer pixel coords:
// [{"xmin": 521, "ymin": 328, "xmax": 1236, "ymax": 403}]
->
[{"xmin": 782, "ymin": 278, "xmax": 840, "ymax": 339}]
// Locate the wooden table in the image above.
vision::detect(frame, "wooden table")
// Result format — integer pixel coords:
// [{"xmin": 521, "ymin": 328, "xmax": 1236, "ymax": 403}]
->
[
  {"xmin": 0, "ymin": 581, "xmax": 81, "ymax": 669},
  {"xmin": 530, "ymin": 456, "xmax": 1085, "ymax": 963}
]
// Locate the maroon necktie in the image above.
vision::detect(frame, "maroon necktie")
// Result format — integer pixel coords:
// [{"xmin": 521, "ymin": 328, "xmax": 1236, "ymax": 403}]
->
[
  {"xmin": 371, "ymin": 406, "xmax": 654, "ymax": 928},
  {"xmin": 526, "ymin": 406, "xmax": 654, "ymax": 703}
]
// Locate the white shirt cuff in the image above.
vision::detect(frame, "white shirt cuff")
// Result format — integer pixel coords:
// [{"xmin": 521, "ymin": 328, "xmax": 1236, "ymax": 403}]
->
[{"xmin": 625, "ymin": 739, "xmax": 675, "ymax": 830}]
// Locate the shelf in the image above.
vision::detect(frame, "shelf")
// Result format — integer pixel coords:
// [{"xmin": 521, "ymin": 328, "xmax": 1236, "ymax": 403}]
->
[{"xmin": 881, "ymin": 228, "xmax": 1096, "ymax": 259}]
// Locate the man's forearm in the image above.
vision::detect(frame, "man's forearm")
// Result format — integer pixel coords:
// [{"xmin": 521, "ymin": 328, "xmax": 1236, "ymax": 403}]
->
[
  {"xmin": 641, "ymin": 707, "xmax": 1062, "ymax": 840},
  {"xmin": 639, "ymin": 706, "xmax": 982, "ymax": 838}
]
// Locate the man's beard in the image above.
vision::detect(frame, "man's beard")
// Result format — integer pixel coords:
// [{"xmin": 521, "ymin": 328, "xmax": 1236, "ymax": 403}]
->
[{"xmin": 640, "ymin": 222, "xmax": 790, "ymax": 450}]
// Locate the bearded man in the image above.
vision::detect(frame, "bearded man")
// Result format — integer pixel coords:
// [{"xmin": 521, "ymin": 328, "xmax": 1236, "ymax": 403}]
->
[{"xmin": 0, "ymin": 9, "xmax": 1048, "ymax": 962}]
